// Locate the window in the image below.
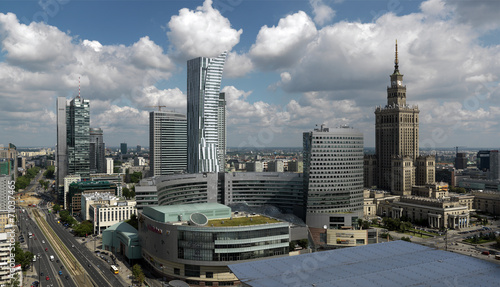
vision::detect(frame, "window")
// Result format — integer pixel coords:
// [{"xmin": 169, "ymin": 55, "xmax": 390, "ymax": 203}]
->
[
  {"xmin": 185, "ymin": 265, "xmax": 200, "ymax": 277},
  {"xmin": 174, "ymin": 268, "xmax": 180, "ymax": 275},
  {"xmin": 206, "ymin": 272, "xmax": 213, "ymax": 278}
]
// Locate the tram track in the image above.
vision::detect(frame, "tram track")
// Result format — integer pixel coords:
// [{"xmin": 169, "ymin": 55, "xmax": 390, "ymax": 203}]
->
[{"xmin": 32, "ymin": 209, "xmax": 95, "ymax": 286}]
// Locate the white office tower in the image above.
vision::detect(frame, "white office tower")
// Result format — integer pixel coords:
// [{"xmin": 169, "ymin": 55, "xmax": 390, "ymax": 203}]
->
[
  {"xmin": 106, "ymin": 158, "xmax": 113, "ymax": 174},
  {"xmin": 187, "ymin": 51, "xmax": 227, "ymax": 173},
  {"xmin": 303, "ymin": 125, "xmax": 364, "ymax": 229},
  {"xmin": 150, "ymin": 111, "xmax": 187, "ymax": 176}
]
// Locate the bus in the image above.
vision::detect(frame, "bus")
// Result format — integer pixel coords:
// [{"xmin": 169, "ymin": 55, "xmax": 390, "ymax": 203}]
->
[{"xmin": 110, "ymin": 265, "xmax": 119, "ymax": 274}]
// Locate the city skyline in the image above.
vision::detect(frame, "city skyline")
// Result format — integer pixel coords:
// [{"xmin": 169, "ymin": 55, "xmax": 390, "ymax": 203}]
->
[{"xmin": 1, "ymin": 0, "xmax": 500, "ymax": 148}]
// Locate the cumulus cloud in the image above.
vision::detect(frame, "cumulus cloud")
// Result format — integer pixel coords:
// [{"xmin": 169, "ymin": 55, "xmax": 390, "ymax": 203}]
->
[
  {"xmin": 224, "ymin": 52, "xmax": 254, "ymax": 78},
  {"xmin": 135, "ymin": 86, "xmax": 187, "ymax": 113},
  {"xmin": 249, "ymin": 11, "xmax": 317, "ymax": 70},
  {"xmin": 446, "ymin": 0, "xmax": 500, "ymax": 32},
  {"xmin": 167, "ymin": 0, "xmax": 242, "ymax": 60},
  {"xmin": 0, "ymin": 12, "xmax": 177, "ymax": 145},
  {"xmin": 310, "ymin": 0, "xmax": 335, "ymax": 26}
]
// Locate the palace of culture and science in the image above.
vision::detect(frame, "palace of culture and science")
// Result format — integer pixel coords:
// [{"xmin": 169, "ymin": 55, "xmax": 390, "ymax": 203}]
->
[{"xmin": 364, "ymin": 41, "xmax": 435, "ymax": 195}]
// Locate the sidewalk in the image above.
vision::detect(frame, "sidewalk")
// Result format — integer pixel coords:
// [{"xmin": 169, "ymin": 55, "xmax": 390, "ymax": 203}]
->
[{"xmin": 24, "ymin": 260, "xmax": 41, "ymax": 287}]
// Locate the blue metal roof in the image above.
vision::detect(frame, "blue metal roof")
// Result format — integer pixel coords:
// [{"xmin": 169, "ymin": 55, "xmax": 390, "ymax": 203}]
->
[{"xmin": 228, "ymin": 241, "xmax": 500, "ymax": 287}]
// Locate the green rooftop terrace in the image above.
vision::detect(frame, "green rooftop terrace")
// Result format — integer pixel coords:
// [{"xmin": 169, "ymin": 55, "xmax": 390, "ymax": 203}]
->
[{"xmin": 207, "ymin": 215, "xmax": 281, "ymax": 227}]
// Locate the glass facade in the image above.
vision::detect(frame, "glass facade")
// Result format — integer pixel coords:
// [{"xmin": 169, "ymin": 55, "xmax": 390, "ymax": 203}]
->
[
  {"xmin": 150, "ymin": 111, "xmax": 187, "ymax": 176},
  {"xmin": 177, "ymin": 225, "xmax": 289, "ymax": 262},
  {"xmin": 67, "ymin": 96, "xmax": 90, "ymax": 179},
  {"xmin": 187, "ymin": 52, "xmax": 227, "ymax": 173},
  {"xmin": 89, "ymin": 127, "xmax": 105, "ymax": 173}
]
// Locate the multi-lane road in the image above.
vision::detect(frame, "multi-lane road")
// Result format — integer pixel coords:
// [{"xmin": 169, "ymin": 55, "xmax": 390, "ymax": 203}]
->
[
  {"xmin": 39, "ymin": 205, "xmax": 115, "ymax": 287},
  {"xmin": 19, "ymin": 208, "xmax": 76, "ymax": 287}
]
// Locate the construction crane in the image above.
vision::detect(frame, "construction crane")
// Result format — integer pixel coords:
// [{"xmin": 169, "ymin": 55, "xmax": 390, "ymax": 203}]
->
[{"xmin": 145, "ymin": 105, "xmax": 167, "ymax": 111}]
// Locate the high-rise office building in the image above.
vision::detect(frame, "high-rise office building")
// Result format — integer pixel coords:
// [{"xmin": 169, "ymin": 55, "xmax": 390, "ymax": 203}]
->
[
  {"xmin": 476, "ymin": 150, "xmax": 500, "ymax": 179},
  {"xmin": 455, "ymin": 152, "xmax": 468, "ymax": 170},
  {"xmin": 136, "ymin": 145, "xmax": 141, "ymax": 153},
  {"xmin": 120, "ymin": 143, "xmax": 127, "ymax": 155},
  {"xmin": 0, "ymin": 175, "xmax": 12, "ymax": 212},
  {"xmin": 218, "ymin": 92, "xmax": 227, "ymax": 170},
  {"xmin": 365, "ymin": 41, "xmax": 435, "ymax": 195},
  {"xmin": 56, "ymin": 97, "xmax": 68, "ymax": 189},
  {"xmin": 150, "ymin": 111, "xmax": 187, "ymax": 176},
  {"xmin": 187, "ymin": 51, "xmax": 227, "ymax": 173},
  {"xmin": 89, "ymin": 127, "xmax": 105, "ymax": 174},
  {"xmin": 57, "ymin": 95, "xmax": 90, "ymax": 205},
  {"xmin": 0, "ymin": 143, "xmax": 17, "ymax": 180},
  {"xmin": 477, "ymin": 150, "xmax": 490, "ymax": 171},
  {"xmin": 66, "ymin": 96, "xmax": 90, "ymax": 179},
  {"xmin": 106, "ymin": 158, "xmax": 114, "ymax": 175},
  {"xmin": 303, "ymin": 125, "xmax": 364, "ymax": 229}
]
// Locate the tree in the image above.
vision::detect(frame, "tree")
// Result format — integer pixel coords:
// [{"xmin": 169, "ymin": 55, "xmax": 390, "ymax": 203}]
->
[
  {"xmin": 122, "ymin": 187, "xmax": 130, "ymax": 199},
  {"xmin": 52, "ymin": 204, "xmax": 61, "ymax": 213},
  {"xmin": 5, "ymin": 272, "xmax": 21, "ymax": 287},
  {"xmin": 74, "ymin": 221, "xmax": 93, "ymax": 236},
  {"xmin": 130, "ymin": 172, "xmax": 143, "ymax": 183},
  {"xmin": 43, "ymin": 165, "xmax": 55, "ymax": 179},
  {"xmin": 126, "ymin": 214, "xmax": 138, "ymax": 230},
  {"xmin": 401, "ymin": 236, "xmax": 412, "ymax": 242},
  {"xmin": 13, "ymin": 242, "xmax": 33, "ymax": 271},
  {"xmin": 130, "ymin": 185, "xmax": 136, "ymax": 198},
  {"xmin": 132, "ymin": 264, "xmax": 145, "ymax": 286},
  {"xmin": 298, "ymin": 239, "xmax": 308, "ymax": 249},
  {"xmin": 399, "ymin": 221, "xmax": 412, "ymax": 233},
  {"xmin": 39, "ymin": 179, "xmax": 49, "ymax": 190}
]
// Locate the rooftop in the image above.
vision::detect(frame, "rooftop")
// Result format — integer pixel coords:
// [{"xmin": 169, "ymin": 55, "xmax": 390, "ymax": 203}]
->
[
  {"xmin": 207, "ymin": 215, "xmax": 280, "ymax": 227},
  {"xmin": 229, "ymin": 240, "xmax": 500, "ymax": 287},
  {"xmin": 143, "ymin": 203, "xmax": 231, "ymax": 223}
]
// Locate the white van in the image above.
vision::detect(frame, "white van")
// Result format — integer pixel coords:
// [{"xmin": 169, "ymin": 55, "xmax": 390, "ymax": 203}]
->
[{"xmin": 50, "ymin": 255, "xmax": 54, "ymax": 261}]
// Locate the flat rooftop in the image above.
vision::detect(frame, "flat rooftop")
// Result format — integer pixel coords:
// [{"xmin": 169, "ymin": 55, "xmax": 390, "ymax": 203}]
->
[
  {"xmin": 229, "ymin": 240, "xmax": 500, "ymax": 287},
  {"xmin": 207, "ymin": 215, "xmax": 281, "ymax": 227}
]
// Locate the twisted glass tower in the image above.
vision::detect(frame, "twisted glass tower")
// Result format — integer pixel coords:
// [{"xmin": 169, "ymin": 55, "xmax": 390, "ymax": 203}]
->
[{"xmin": 187, "ymin": 52, "xmax": 227, "ymax": 173}]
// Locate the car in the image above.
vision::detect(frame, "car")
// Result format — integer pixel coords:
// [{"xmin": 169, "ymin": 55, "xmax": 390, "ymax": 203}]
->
[
  {"xmin": 45, "ymin": 276, "xmax": 49, "ymax": 281},
  {"xmin": 56, "ymin": 259, "xmax": 59, "ymax": 263},
  {"xmin": 40, "ymin": 272, "xmax": 44, "ymax": 276},
  {"xmin": 45, "ymin": 248, "xmax": 48, "ymax": 251},
  {"xmin": 65, "ymin": 275, "xmax": 69, "ymax": 280},
  {"xmin": 482, "ymin": 251, "xmax": 490, "ymax": 255},
  {"xmin": 42, "ymin": 240, "xmax": 45, "ymax": 243},
  {"xmin": 88, "ymin": 264, "xmax": 92, "ymax": 267},
  {"xmin": 58, "ymin": 271, "xmax": 62, "ymax": 275},
  {"xmin": 72, "ymin": 245, "xmax": 75, "ymax": 248}
]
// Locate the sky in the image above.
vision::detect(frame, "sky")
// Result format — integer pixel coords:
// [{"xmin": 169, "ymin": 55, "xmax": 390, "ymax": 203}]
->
[{"xmin": 1, "ymin": 0, "xmax": 500, "ymax": 149}]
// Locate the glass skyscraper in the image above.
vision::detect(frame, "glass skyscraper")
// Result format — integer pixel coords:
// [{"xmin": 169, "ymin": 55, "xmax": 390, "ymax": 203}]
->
[
  {"xmin": 187, "ymin": 52, "xmax": 227, "ymax": 173},
  {"xmin": 149, "ymin": 111, "xmax": 187, "ymax": 176},
  {"xmin": 89, "ymin": 127, "xmax": 105, "ymax": 174},
  {"xmin": 66, "ymin": 96, "xmax": 90, "ymax": 179}
]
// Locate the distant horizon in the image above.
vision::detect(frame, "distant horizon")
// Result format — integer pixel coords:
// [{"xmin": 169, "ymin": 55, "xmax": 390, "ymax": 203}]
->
[{"xmin": 9, "ymin": 145, "xmax": 500, "ymax": 151}]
